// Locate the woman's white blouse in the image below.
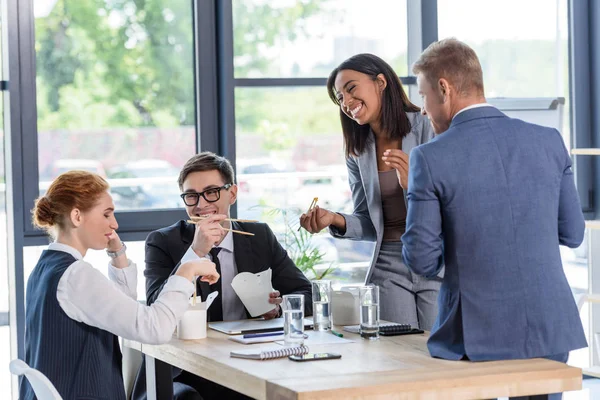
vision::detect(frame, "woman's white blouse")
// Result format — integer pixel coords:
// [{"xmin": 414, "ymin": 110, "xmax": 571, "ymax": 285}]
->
[{"xmin": 50, "ymin": 242, "xmax": 194, "ymax": 344}]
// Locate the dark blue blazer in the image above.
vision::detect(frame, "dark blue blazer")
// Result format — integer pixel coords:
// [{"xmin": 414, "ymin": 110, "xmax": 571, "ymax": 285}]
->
[{"xmin": 402, "ymin": 106, "xmax": 587, "ymax": 361}]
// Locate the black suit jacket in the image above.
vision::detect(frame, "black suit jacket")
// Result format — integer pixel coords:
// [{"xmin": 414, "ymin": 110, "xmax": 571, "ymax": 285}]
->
[
  {"xmin": 132, "ymin": 220, "xmax": 313, "ymax": 400},
  {"xmin": 144, "ymin": 220, "xmax": 313, "ymax": 317}
]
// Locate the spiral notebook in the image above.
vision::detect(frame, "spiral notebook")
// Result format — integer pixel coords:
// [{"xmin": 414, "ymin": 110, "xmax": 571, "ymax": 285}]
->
[
  {"xmin": 343, "ymin": 323, "xmax": 424, "ymax": 336},
  {"xmin": 230, "ymin": 345, "xmax": 309, "ymax": 360},
  {"xmin": 379, "ymin": 324, "xmax": 424, "ymax": 336}
]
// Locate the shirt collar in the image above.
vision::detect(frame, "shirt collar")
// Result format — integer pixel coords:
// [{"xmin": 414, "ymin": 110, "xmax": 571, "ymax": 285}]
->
[
  {"xmin": 217, "ymin": 230, "xmax": 234, "ymax": 253},
  {"xmin": 453, "ymin": 103, "xmax": 494, "ymax": 120},
  {"xmin": 48, "ymin": 242, "xmax": 84, "ymax": 260}
]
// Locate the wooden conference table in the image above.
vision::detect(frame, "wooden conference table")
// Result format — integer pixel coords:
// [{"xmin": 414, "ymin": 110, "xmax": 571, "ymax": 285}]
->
[{"xmin": 123, "ymin": 326, "xmax": 582, "ymax": 400}]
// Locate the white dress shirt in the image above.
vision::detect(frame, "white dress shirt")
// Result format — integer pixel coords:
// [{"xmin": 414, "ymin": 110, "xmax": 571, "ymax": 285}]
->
[
  {"xmin": 53, "ymin": 242, "xmax": 195, "ymax": 344},
  {"xmin": 453, "ymin": 103, "xmax": 494, "ymax": 120},
  {"xmin": 180, "ymin": 231, "xmax": 247, "ymax": 321}
]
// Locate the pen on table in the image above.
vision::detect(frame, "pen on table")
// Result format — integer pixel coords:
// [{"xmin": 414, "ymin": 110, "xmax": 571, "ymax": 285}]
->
[
  {"xmin": 330, "ymin": 330, "xmax": 343, "ymax": 338},
  {"xmin": 243, "ymin": 331, "xmax": 284, "ymax": 339}
]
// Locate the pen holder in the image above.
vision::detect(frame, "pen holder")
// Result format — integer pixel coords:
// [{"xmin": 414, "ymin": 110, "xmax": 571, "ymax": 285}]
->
[
  {"xmin": 331, "ymin": 287, "xmax": 360, "ymax": 326},
  {"xmin": 177, "ymin": 304, "xmax": 207, "ymax": 340}
]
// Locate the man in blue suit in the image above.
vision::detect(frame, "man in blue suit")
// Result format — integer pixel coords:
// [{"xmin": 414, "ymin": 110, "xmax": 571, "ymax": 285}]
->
[{"xmin": 401, "ymin": 38, "xmax": 587, "ymax": 369}]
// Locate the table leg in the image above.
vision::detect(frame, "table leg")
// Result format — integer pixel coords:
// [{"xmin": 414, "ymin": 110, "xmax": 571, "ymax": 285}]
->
[{"xmin": 145, "ymin": 354, "xmax": 174, "ymax": 400}]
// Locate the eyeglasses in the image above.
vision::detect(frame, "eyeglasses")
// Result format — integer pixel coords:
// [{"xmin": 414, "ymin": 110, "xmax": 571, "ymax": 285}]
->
[{"xmin": 180, "ymin": 184, "xmax": 232, "ymax": 206}]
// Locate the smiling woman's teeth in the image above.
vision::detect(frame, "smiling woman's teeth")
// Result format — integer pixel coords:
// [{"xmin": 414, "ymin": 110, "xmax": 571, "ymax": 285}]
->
[{"xmin": 351, "ymin": 104, "xmax": 362, "ymax": 117}]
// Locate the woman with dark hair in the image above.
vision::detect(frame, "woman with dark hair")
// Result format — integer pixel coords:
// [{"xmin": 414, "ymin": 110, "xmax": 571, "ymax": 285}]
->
[
  {"xmin": 20, "ymin": 171, "xmax": 219, "ymax": 400},
  {"xmin": 299, "ymin": 53, "xmax": 442, "ymax": 330}
]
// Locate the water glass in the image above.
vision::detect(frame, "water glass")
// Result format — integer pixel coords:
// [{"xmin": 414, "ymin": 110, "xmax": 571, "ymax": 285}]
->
[
  {"xmin": 312, "ymin": 280, "xmax": 332, "ymax": 331},
  {"xmin": 282, "ymin": 294, "xmax": 305, "ymax": 346},
  {"xmin": 359, "ymin": 285, "xmax": 380, "ymax": 340}
]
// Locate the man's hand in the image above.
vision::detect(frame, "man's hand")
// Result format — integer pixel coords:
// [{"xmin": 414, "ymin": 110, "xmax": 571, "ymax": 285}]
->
[
  {"xmin": 382, "ymin": 149, "xmax": 410, "ymax": 189},
  {"xmin": 261, "ymin": 290, "xmax": 282, "ymax": 320},
  {"xmin": 190, "ymin": 214, "xmax": 227, "ymax": 257}
]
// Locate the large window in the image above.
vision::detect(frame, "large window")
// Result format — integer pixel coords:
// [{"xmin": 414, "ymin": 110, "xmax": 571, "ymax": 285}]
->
[
  {"xmin": 35, "ymin": 0, "xmax": 196, "ymax": 211},
  {"xmin": 233, "ymin": 0, "xmax": 409, "ymax": 78},
  {"xmin": 233, "ymin": 0, "xmax": 409, "ymax": 286},
  {"xmin": 438, "ymin": 0, "xmax": 570, "ymax": 141}
]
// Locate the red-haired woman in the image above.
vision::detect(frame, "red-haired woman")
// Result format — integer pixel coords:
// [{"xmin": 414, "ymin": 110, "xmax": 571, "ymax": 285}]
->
[{"xmin": 20, "ymin": 171, "xmax": 219, "ymax": 400}]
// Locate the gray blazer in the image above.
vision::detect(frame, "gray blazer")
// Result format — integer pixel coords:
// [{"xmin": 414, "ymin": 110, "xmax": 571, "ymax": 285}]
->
[{"xmin": 330, "ymin": 112, "xmax": 436, "ymax": 282}]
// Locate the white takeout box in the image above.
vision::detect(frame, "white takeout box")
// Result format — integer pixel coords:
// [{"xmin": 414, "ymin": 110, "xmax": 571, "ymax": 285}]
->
[
  {"xmin": 231, "ymin": 268, "xmax": 276, "ymax": 317},
  {"xmin": 177, "ymin": 291, "xmax": 218, "ymax": 340},
  {"xmin": 331, "ymin": 286, "xmax": 361, "ymax": 325}
]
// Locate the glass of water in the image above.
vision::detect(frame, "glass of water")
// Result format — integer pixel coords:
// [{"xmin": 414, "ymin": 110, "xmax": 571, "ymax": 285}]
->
[
  {"xmin": 312, "ymin": 280, "xmax": 332, "ymax": 331},
  {"xmin": 282, "ymin": 294, "xmax": 305, "ymax": 346},
  {"xmin": 359, "ymin": 285, "xmax": 380, "ymax": 340}
]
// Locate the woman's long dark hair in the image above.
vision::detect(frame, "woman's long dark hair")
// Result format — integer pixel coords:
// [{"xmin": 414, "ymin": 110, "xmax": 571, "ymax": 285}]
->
[{"xmin": 326, "ymin": 53, "xmax": 420, "ymax": 158}]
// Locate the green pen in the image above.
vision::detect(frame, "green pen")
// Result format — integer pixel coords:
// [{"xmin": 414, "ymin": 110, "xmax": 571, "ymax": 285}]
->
[{"xmin": 330, "ymin": 330, "xmax": 343, "ymax": 338}]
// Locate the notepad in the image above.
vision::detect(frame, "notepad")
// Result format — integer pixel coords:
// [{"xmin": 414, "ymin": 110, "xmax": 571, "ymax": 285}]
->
[
  {"xmin": 342, "ymin": 323, "xmax": 422, "ymax": 335},
  {"xmin": 230, "ymin": 345, "xmax": 309, "ymax": 360},
  {"xmin": 229, "ymin": 333, "xmax": 284, "ymax": 345}
]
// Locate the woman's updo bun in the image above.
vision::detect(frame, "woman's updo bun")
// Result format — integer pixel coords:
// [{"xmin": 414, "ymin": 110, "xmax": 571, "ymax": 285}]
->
[
  {"xmin": 31, "ymin": 170, "xmax": 109, "ymax": 233},
  {"xmin": 32, "ymin": 196, "xmax": 57, "ymax": 229}
]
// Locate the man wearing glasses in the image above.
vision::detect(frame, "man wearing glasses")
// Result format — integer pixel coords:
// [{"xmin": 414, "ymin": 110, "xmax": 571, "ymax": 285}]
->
[{"xmin": 133, "ymin": 152, "xmax": 312, "ymax": 400}]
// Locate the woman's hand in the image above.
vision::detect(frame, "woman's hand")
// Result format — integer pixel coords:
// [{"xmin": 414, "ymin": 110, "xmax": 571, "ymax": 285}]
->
[
  {"xmin": 177, "ymin": 259, "xmax": 220, "ymax": 285},
  {"xmin": 106, "ymin": 231, "xmax": 129, "ymax": 269},
  {"xmin": 382, "ymin": 149, "xmax": 410, "ymax": 189},
  {"xmin": 299, "ymin": 206, "xmax": 336, "ymax": 234},
  {"xmin": 106, "ymin": 231, "xmax": 124, "ymax": 252}
]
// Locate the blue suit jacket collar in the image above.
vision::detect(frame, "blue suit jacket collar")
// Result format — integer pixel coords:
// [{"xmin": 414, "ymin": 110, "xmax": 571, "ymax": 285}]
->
[{"xmin": 449, "ymin": 106, "xmax": 506, "ymax": 129}]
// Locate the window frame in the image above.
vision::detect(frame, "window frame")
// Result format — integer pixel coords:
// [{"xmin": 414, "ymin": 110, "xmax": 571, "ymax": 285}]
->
[
  {"xmin": 568, "ymin": 0, "xmax": 599, "ymax": 219},
  {"xmin": 3, "ymin": 0, "xmax": 228, "ymax": 373},
  {"xmin": 226, "ymin": 0, "xmax": 426, "ymax": 217}
]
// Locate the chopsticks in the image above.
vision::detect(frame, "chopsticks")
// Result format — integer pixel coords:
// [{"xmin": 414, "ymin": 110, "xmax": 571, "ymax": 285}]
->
[
  {"xmin": 189, "ymin": 216, "xmax": 258, "ymax": 223},
  {"xmin": 186, "ymin": 219, "xmax": 255, "ymax": 236},
  {"xmin": 298, "ymin": 197, "xmax": 319, "ymax": 231},
  {"xmin": 307, "ymin": 197, "xmax": 319, "ymax": 212}
]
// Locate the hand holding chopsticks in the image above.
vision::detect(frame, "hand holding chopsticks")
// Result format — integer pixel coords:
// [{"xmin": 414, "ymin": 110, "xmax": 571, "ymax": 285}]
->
[
  {"xmin": 187, "ymin": 214, "xmax": 255, "ymax": 237},
  {"xmin": 297, "ymin": 197, "xmax": 319, "ymax": 231},
  {"xmin": 189, "ymin": 216, "xmax": 258, "ymax": 223},
  {"xmin": 187, "ymin": 221, "xmax": 255, "ymax": 236},
  {"xmin": 298, "ymin": 197, "xmax": 341, "ymax": 234},
  {"xmin": 175, "ymin": 259, "xmax": 220, "ymax": 288}
]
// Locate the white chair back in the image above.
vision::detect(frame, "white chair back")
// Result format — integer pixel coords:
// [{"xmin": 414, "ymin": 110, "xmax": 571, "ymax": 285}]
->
[
  {"xmin": 122, "ymin": 343, "xmax": 143, "ymax": 399},
  {"xmin": 9, "ymin": 359, "xmax": 62, "ymax": 400}
]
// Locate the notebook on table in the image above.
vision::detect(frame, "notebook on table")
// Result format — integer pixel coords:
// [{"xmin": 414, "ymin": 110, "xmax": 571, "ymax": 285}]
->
[
  {"xmin": 209, "ymin": 317, "xmax": 313, "ymax": 335},
  {"xmin": 342, "ymin": 323, "xmax": 424, "ymax": 336},
  {"xmin": 230, "ymin": 345, "xmax": 309, "ymax": 360},
  {"xmin": 379, "ymin": 324, "xmax": 424, "ymax": 336}
]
